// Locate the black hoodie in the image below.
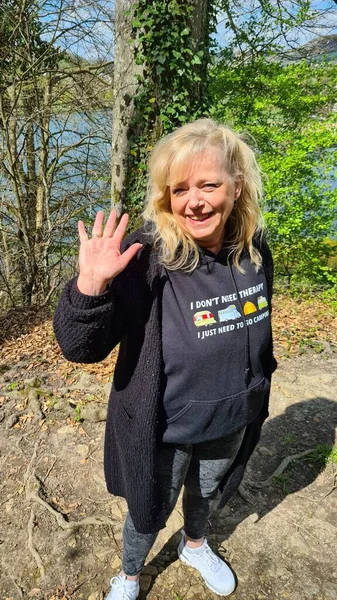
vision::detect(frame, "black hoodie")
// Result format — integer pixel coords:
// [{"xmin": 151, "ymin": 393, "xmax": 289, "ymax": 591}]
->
[{"xmin": 161, "ymin": 247, "xmax": 271, "ymax": 443}]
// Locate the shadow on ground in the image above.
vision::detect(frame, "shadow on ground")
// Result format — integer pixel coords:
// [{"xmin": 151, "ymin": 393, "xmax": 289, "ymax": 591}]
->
[{"xmin": 141, "ymin": 395, "xmax": 336, "ymax": 598}]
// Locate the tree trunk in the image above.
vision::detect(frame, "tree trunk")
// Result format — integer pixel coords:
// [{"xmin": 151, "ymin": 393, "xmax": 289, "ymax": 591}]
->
[
  {"xmin": 190, "ymin": 0, "xmax": 212, "ymax": 104},
  {"xmin": 111, "ymin": 0, "xmax": 142, "ymax": 217},
  {"xmin": 110, "ymin": 0, "xmax": 211, "ymax": 217}
]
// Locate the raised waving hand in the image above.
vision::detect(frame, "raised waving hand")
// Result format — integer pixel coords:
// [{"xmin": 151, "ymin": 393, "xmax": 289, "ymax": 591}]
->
[{"xmin": 77, "ymin": 210, "xmax": 142, "ymax": 296}]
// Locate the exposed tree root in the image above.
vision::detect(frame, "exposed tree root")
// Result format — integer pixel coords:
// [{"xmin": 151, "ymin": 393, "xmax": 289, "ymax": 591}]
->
[
  {"xmin": 2, "ymin": 563, "xmax": 24, "ymax": 598},
  {"xmin": 250, "ymin": 449, "xmax": 315, "ymax": 488},
  {"xmin": 26, "ymin": 472, "xmax": 115, "ymax": 530},
  {"xmin": 21, "ymin": 432, "xmax": 115, "ymax": 584},
  {"xmin": 324, "ymin": 472, "xmax": 337, "ymax": 498},
  {"xmin": 238, "ymin": 482, "xmax": 255, "ymax": 504},
  {"xmin": 27, "ymin": 505, "xmax": 45, "ymax": 579},
  {"xmin": 23, "ymin": 436, "xmax": 42, "ymax": 486}
]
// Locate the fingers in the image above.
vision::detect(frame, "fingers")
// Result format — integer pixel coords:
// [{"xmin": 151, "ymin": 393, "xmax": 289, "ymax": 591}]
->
[
  {"xmin": 78, "ymin": 220, "xmax": 88, "ymax": 243},
  {"xmin": 92, "ymin": 210, "xmax": 104, "ymax": 237},
  {"xmin": 118, "ymin": 243, "xmax": 143, "ymax": 270},
  {"xmin": 113, "ymin": 213, "xmax": 129, "ymax": 247},
  {"xmin": 78, "ymin": 210, "xmax": 130, "ymax": 247},
  {"xmin": 103, "ymin": 209, "xmax": 117, "ymax": 238}
]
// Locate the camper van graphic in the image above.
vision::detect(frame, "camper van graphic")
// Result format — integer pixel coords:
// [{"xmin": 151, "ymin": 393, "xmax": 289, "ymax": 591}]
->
[
  {"xmin": 218, "ymin": 305, "xmax": 241, "ymax": 323},
  {"xmin": 257, "ymin": 295, "xmax": 268, "ymax": 310},
  {"xmin": 193, "ymin": 311, "xmax": 217, "ymax": 327}
]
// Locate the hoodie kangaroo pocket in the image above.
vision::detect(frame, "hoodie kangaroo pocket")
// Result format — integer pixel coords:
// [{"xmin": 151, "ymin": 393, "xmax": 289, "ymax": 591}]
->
[{"xmin": 164, "ymin": 377, "xmax": 270, "ymax": 444}]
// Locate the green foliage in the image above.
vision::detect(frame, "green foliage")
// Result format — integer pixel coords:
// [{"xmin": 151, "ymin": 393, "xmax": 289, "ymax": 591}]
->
[
  {"xmin": 211, "ymin": 55, "xmax": 337, "ymax": 289},
  {"xmin": 305, "ymin": 444, "xmax": 337, "ymax": 468},
  {"xmin": 282, "ymin": 432, "xmax": 297, "ymax": 447},
  {"xmin": 125, "ymin": 0, "xmax": 217, "ymax": 224},
  {"xmin": 272, "ymin": 473, "xmax": 290, "ymax": 495},
  {"xmin": 74, "ymin": 404, "xmax": 82, "ymax": 423},
  {"xmin": 6, "ymin": 381, "xmax": 19, "ymax": 391},
  {"xmin": 124, "ymin": 0, "xmax": 337, "ymax": 289}
]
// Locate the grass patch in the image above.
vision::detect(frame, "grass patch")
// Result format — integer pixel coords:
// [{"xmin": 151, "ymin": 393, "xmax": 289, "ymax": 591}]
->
[
  {"xmin": 6, "ymin": 381, "xmax": 19, "ymax": 391},
  {"xmin": 272, "ymin": 473, "xmax": 291, "ymax": 495},
  {"xmin": 304, "ymin": 444, "xmax": 337, "ymax": 468},
  {"xmin": 282, "ymin": 432, "xmax": 297, "ymax": 447}
]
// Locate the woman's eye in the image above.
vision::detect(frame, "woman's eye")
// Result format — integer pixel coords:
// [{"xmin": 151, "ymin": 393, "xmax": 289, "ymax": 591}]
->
[
  {"xmin": 172, "ymin": 188, "xmax": 185, "ymax": 195},
  {"xmin": 203, "ymin": 183, "xmax": 217, "ymax": 190}
]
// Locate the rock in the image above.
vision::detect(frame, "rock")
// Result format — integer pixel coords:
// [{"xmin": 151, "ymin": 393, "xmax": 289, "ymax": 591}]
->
[
  {"xmin": 110, "ymin": 503, "xmax": 123, "ymax": 520},
  {"xmin": 139, "ymin": 575, "xmax": 152, "ymax": 592},
  {"xmin": 57, "ymin": 425, "xmax": 75, "ymax": 436},
  {"xmin": 258, "ymin": 445, "xmax": 274, "ymax": 456},
  {"xmin": 170, "ymin": 564, "xmax": 185, "ymax": 579},
  {"xmin": 28, "ymin": 389, "xmax": 44, "ymax": 420},
  {"xmin": 110, "ymin": 554, "xmax": 121, "ymax": 570},
  {"xmin": 75, "ymin": 444, "xmax": 90, "ymax": 458},
  {"xmin": 5, "ymin": 390, "xmax": 22, "ymax": 402},
  {"xmin": 0, "ymin": 409, "xmax": 5, "ymax": 422},
  {"xmin": 67, "ymin": 396, "xmax": 78, "ymax": 408},
  {"xmin": 5, "ymin": 497, "xmax": 14, "ymax": 512},
  {"xmin": 24, "ymin": 377, "xmax": 40, "ymax": 388},
  {"xmin": 87, "ymin": 592, "xmax": 101, "ymax": 600},
  {"xmin": 6, "ymin": 413, "xmax": 19, "ymax": 429},
  {"xmin": 104, "ymin": 382, "xmax": 111, "ymax": 398},
  {"xmin": 95, "ymin": 547, "xmax": 113, "ymax": 561},
  {"xmin": 73, "ymin": 372, "xmax": 99, "ymax": 391},
  {"xmin": 81, "ymin": 403, "xmax": 106, "ymax": 422},
  {"xmin": 14, "ymin": 360, "xmax": 29, "ymax": 369},
  {"xmin": 67, "ymin": 535, "xmax": 77, "ymax": 548},
  {"xmin": 2, "ymin": 373, "xmax": 13, "ymax": 382},
  {"xmin": 142, "ymin": 565, "xmax": 158, "ymax": 576},
  {"xmin": 54, "ymin": 398, "xmax": 71, "ymax": 413},
  {"xmin": 56, "ymin": 387, "xmax": 70, "ymax": 397},
  {"xmin": 186, "ymin": 584, "xmax": 204, "ymax": 597},
  {"xmin": 286, "ymin": 533, "xmax": 310, "ymax": 556}
]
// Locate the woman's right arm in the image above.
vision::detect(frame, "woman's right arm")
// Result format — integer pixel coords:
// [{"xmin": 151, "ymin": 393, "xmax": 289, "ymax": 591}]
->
[{"xmin": 53, "ymin": 210, "xmax": 142, "ymax": 364}]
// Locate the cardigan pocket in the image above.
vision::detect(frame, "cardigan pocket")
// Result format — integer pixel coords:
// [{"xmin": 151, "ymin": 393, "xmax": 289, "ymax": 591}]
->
[{"xmin": 116, "ymin": 397, "xmax": 134, "ymax": 420}]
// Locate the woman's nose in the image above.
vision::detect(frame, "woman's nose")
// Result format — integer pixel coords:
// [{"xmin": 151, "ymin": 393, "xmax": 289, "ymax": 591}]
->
[{"xmin": 188, "ymin": 187, "xmax": 201, "ymax": 208}]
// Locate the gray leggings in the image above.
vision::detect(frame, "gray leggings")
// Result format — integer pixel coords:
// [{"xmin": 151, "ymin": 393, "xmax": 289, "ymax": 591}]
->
[{"xmin": 122, "ymin": 428, "xmax": 245, "ymax": 575}]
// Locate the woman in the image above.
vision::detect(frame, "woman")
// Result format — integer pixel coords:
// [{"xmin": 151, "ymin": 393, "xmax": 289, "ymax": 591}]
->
[{"xmin": 53, "ymin": 118, "xmax": 276, "ymax": 599}]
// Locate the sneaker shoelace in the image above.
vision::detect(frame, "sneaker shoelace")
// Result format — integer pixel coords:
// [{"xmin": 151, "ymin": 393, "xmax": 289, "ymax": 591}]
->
[
  {"xmin": 110, "ymin": 576, "xmax": 137, "ymax": 600},
  {"xmin": 201, "ymin": 542, "xmax": 222, "ymax": 573}
]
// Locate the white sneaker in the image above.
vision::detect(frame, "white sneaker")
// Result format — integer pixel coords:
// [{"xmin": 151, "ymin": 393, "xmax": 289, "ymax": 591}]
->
[
  {"xmin": 178, "ymin": 531, "xmax": 236, "ymax": 597},
  {"xmin": 105, "ymin": 574, "xmax": 140, "ymax": 600}
]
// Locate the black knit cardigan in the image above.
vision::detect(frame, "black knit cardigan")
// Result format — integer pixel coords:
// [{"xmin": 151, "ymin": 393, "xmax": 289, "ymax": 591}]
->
[{"xmin": 53, "ymin": 227, "xmax": 276, "ymax": 534}]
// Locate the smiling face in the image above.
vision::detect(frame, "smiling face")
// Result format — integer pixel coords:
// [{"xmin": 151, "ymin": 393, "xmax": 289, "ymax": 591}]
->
[{"xmin": 169, "ymin": 148, "xmax": 242, "ymax": 254}]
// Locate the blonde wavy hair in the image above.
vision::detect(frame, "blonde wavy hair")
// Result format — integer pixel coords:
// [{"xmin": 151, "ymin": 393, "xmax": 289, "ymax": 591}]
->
[{"xmin": 143, "ymin": 118, "xmax": 264, "ymax": 271}]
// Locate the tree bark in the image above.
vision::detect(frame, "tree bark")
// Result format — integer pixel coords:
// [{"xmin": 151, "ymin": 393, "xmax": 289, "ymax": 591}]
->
[
  {"xmin": 111, "ymin": 0, "xmax": 142, "ymax": 217},
  {"xmin": 110, "ymin": 0, "xmax": 211, "ymax": 217},
  {"xmin": 190, "ymin": 0, "xmax": 212, "ymax": 104}
]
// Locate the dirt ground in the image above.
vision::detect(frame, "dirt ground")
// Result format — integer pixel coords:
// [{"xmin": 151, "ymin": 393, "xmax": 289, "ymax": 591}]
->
[{"xmin": 0, "ymin": 346, "xmax": 336, "ymax": 600}]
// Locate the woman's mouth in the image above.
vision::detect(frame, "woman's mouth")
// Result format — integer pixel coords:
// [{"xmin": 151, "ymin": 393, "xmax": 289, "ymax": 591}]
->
[{"xmin": 187, "ymin": 212, "xmax": 214, "ymax": 223}]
